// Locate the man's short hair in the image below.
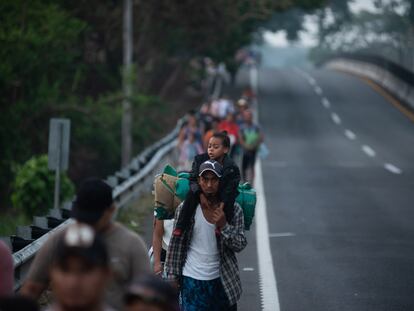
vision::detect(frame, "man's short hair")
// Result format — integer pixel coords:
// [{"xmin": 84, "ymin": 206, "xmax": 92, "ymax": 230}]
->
[{"xmin": 71, "ymin": 178, "xmax": 113, "ymax": 224}]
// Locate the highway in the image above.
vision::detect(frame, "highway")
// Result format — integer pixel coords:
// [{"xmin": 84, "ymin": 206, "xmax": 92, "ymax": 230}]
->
[{"xmin": 237, "ymin": 66, "xmax": 414, "ymax": 311}]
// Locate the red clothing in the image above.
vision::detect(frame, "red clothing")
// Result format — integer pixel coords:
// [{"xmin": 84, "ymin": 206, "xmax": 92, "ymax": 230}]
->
[
  {"xmin": 218, "ymin": 121, "xmax": 239, "ymax": 143},
  {"xmin": 0, "ymin": 241, "xmax": 13, "ymax": 297}
]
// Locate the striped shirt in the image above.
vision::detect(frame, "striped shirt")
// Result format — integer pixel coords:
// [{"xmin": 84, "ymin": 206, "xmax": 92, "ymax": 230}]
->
[{"xmin": 165, "ymin": 202, "xmax": 247, "ymax": 306}]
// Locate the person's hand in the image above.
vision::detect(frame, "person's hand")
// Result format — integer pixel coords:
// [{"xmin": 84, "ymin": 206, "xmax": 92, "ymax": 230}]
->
[
  {"xmin": 213, "ymin": 203, "xmax": 226, "ymax": 229},
  {"xmin": 153, "ymin": 262, "xmax": 163, "ymax": 276}
]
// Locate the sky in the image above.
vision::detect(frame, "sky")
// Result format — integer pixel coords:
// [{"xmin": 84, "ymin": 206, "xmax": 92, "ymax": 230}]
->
[{"xmin": 263, "ymin": 0, "xmax": 377, "ymax": 48}]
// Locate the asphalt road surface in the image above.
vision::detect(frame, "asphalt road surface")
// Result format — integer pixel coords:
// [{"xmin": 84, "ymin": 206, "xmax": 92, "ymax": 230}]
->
[{"xmin": 237, "ymin": 66, "xmax": 414, "ymax": 311}]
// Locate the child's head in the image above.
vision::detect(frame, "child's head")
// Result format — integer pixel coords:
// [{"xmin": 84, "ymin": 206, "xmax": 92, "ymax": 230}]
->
[{"xmin": 207, "ymin": 131, "xmax": 230, "ymax": 161}]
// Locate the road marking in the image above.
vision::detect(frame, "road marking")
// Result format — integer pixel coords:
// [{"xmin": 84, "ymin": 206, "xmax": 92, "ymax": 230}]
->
[
  {"xmin": 315, "ymin": 86, "xmax": 322, "ymax": 95},
  {"xmin": 309, "ymin": 78, "xmax": 316, "ymax": 86},
  {"xmin": 344, "ymin": 129, "xmax": 356, "ymax": 140},
  {"xmin": 255, "ymin": 160, "xmax": 280, "ymax": 311},
  {"xmin": 250, "ymin": 66, "xmax": 280, "ymax": 311},
  {"xmin": 269, "ymin": 232, "xmax": 296, "ymax": 238},
  {"xmin": 384, "ymin": 163, "xmax": 402, "ymax": 174},
  {"xmin": 243, "ymin": 267, "xmax": 255, "ymax": 272},
  {"xmin": 322, "ymin": 98, "xmax": 330, "ymax": 108},
  {"xmin": 331, "ymin": 113, "xmax": 341, "ymax": 125},
  {"xmin": 362, "ymin": 145, "xmax": 376, "ymax": 157}
]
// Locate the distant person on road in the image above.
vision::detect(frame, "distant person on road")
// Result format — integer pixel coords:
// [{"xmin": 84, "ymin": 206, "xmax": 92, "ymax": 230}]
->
[
  {"xmin": 203, "ymin": 117, "xmax": 220, "ymax": 150},
  {"xmin": 173, "ymin": 131, "xmax": 240, "ymax": 238},
  {"xmin": 124, "ymin": 274, "xmax": 179, "ymax": 311},
  {"xmin": 165, "ymin": 160, "xmax": 247, "ymax": 311},
  {"xmin": 0, "ymin": 241, "xmax": 13, "ymax": 297},
  {"xmin": 178, "ymin": 110, "xmax": 204, "ymax": 171},
  {"xmin": 21, "ymin": 178, "xmax": 150, "ymax": 310},
  {"xmin": 239, "ymin": 109, "xmax": 263, "ymax": 184},
  {"xmin": 45, "ymin": 223, "xmax": 113, "ymax": 311},
  {"xmin": 219, "ymin": 112, "xmax": 239, "ymax": 158}
]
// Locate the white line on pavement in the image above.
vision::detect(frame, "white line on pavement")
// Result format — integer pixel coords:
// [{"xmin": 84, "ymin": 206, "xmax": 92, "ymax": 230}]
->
[
  {"xmin": 331, "ymin": 113, "xmax": 341, "ymax": 125},
  {"xmin": 255, "ymin": 160, "xmax": 280, "ymax": 311},
  {"xmin": 250, "ymin": 66, "xmax": 280, "ymax": 311},
  {"xmin": 322, "ymin": 98, "xmax": 330, "ymax": 108},
  {"xmin": 243, "ymin": 267, "xmax": 255, "ymax": 272},
  {"xmin": 344, "ymin": 129, "xmax": 356, "ymax": 140},
  {"xmin": 315, "ymin": 86, "xmax": 322, "ymax": 95},
  {"xmin": 269, "ymin": 232, "xmax": 296, "ymax": 238},
  {"xmin": 362, "ymin": 145, "xmax": 376, "ymax": 157},
  {"xmin": 384, "ymin": 163, "xmax": 402, "ymax": 174}
]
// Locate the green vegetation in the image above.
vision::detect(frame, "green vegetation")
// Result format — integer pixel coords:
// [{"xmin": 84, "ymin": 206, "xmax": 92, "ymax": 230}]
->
[
  {"xmin": 11, "ymin": 155, "xmax": 75, "ymax": 217},
  {"xmin": 0, "ymin": 0, "xmax": 326, "ymax": 228}
]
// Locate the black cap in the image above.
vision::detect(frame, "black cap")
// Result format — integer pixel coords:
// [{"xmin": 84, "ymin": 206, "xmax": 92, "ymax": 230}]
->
[
  {"xmin": 199, "ymin": 160, "xmax": 223, "ymax": 178},
  {"xmin": 54, "ymin": 223, "xmax": 109, "ymax": 268},
  {"xmin": 71, "ymin": 178, "xmax": 113, "ymax": 224}
]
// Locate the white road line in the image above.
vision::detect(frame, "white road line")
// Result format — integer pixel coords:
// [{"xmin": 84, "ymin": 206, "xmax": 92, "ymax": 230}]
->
[
  {"xmin": 322, "ymin": 98, "xmax": 330, "ymax": 109},
  {"xmin": 344, "ymin": 129, "xmax": 356, "ymax": 140},
  {"xmin": 384, "ymin": 163, "xmax": 402, "ymax": 174},
  {"xmin": 250, "ymin": 66, "xmax": 280, "ymax": 311},
  {"xmin": 331, "ymin": 113, "xmax": 341, "ymax": 125},
  {"xmin": 315, "ymin": 86, "xmax": 322, "ymax": 95},
  {"xmin": 362, "ymin": 145, "xmax": 376, "ymax": 157},
  {"xmin": 309, "ymin": 78, "xmax": 316, "ymax": 86},
  {"xmin": 255, "ymin": 160, "xmax": 280, "ymax": 311},
  {"xmin": 269, "ymin": 232, "xmax": 296, "ymax": 238},
  {"xmin": 243, "ymin": 267, "xmax": 255, "ymax": 272}
]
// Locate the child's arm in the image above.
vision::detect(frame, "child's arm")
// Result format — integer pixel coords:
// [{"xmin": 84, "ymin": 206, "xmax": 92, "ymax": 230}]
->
[{"xmin": 220, "ymin": 165, "xmax": 241, "ymax": 208}]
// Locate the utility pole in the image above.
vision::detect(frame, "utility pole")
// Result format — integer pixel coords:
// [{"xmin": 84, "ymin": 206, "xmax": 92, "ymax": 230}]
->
[{"xmin": 122, "ymin": 0, "xmax": 133, "ymax": 167}]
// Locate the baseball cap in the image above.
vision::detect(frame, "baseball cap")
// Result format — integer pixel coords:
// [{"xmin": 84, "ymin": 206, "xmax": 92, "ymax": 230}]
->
[
  {"xmin": 54, "ymin": 223, "xmax": 109, "ymax": 268},
  {"xmin": 71, "ymin": 178, "xmax": 113, "ymax": 224},
  {"xmin": 199, "ymin": 160, "xmax": 223, "ymax": 178}
]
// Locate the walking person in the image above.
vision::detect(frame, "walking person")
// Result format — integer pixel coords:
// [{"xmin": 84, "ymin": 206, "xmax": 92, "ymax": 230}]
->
[
  {"xmin": 21, "ymin": 178, "xmax": 150, "ymax": 310},
  {"xmin": 45, "ymin": 223, "xmax": 113, "ymax": 311},
  {"xmin": 165, "ymin": 160, "xmax": 247, "ymax": 311},
  {"xmin": 152, "ymin": 218, "xmax": 174, "ymax": 276},
  {"xmin": 239, "ymin": 109, "xmax": 263, "ymax": 184}
]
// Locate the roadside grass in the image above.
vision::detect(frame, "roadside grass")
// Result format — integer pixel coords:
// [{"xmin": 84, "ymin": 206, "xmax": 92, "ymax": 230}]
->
[
  {"xmin": 0, "ymin": 210, "xmax": 31, "ymax": 236},
  {"xmin": 116, "ymin": 192, "xmax": 154, "ymax": 236}
]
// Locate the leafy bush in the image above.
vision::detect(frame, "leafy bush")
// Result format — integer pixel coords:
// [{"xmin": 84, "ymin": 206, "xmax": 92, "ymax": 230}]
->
[{"xmin": 11, "ymin": 155, "xmax": 74, "ymax": 217}]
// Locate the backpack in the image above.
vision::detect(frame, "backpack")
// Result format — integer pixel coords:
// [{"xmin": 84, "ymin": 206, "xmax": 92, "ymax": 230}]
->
[{"xmin": 153, "ymin": 165, "xmax": 256, "ymax": 230}]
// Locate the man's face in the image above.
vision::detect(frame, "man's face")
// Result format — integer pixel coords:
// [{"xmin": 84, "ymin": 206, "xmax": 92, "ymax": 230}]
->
[
  {"xmin": 198, "ymin": 171, "xmax": 220, "ymax": 197},
  {"xmin": 50, "ymin": 257, "xmax": 109, "ymax": 310}
]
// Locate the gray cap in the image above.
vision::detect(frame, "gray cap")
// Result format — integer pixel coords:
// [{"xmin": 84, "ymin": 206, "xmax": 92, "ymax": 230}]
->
[{"xmin": 199, "ymin": 160, "xmax": 223, "ymax": 178}]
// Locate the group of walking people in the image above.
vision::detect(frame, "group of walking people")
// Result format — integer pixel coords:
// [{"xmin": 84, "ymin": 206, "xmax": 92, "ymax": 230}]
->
[
  {"xmin": 178, "ymin": 93, "xmax": 264, "ymax": 184},
  {"xmin": 0, "ymin": 91, "xmax": 264, "ymax": 311}
]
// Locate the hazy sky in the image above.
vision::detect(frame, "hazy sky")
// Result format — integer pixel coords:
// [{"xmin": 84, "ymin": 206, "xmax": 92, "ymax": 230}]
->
[{"xmin": 264, "ymin": 0, "xmax": 377, "ymax": 48}]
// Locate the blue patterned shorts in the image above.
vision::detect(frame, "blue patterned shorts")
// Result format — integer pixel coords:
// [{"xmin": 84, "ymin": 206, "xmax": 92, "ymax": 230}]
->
[{"xmin": 180, "ymin": 276, "xmax": 236, "ymax": 311}]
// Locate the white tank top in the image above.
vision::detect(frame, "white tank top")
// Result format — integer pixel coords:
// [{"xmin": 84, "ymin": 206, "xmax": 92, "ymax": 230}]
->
[
  {"xmin": 162, "ymin": 219, "xmax": 174, "ymax": 250},
  {"xmin": 182, "ymin": 205, "xmax": 220, "ymax": 280}
]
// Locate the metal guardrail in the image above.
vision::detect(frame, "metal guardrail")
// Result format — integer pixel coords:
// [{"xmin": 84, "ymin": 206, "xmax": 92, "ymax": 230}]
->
[
  {"xmin": 9, "ymin": 117, "xmax": 184, "ymax": 290},
  {"xmin": 320, "ymin": 53, "xmax": 414, "ymax": 87}
]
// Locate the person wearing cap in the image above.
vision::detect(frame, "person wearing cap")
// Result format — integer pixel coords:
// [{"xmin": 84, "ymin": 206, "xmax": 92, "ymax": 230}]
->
[
  {"xmin": 21, "ymin": 178, "xmax": 150, "ymax": 310},
  {"xmin": 124, "ymin": 274, "xmax": 179, "ymax": 311},
  {"xmin": 165, "ymin": 160, "xmax": 247, "ymax": 311},
  {"xmin": 45, "ymin": 223, "xmax": 113, "ymax": 311}
]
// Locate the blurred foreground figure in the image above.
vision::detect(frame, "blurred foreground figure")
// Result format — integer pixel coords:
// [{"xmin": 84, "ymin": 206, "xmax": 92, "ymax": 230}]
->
[
  {"xmin": 0, "ymin": 240, "xmax": 13, "ymax": 297},
  {"xmin": 45, "ymin": 223, "xmax": 113, "ymax": 311},
  {"xmin": 21, "ymin": 178, "xmax": 150, "ymax": 310},
  {"xmin": 0, "ymin": 296, "xmax": 39, "ymax": 311},
  {"xmin": 124, "ymin": 275, "xmax": 179, "ymax": 311}
]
